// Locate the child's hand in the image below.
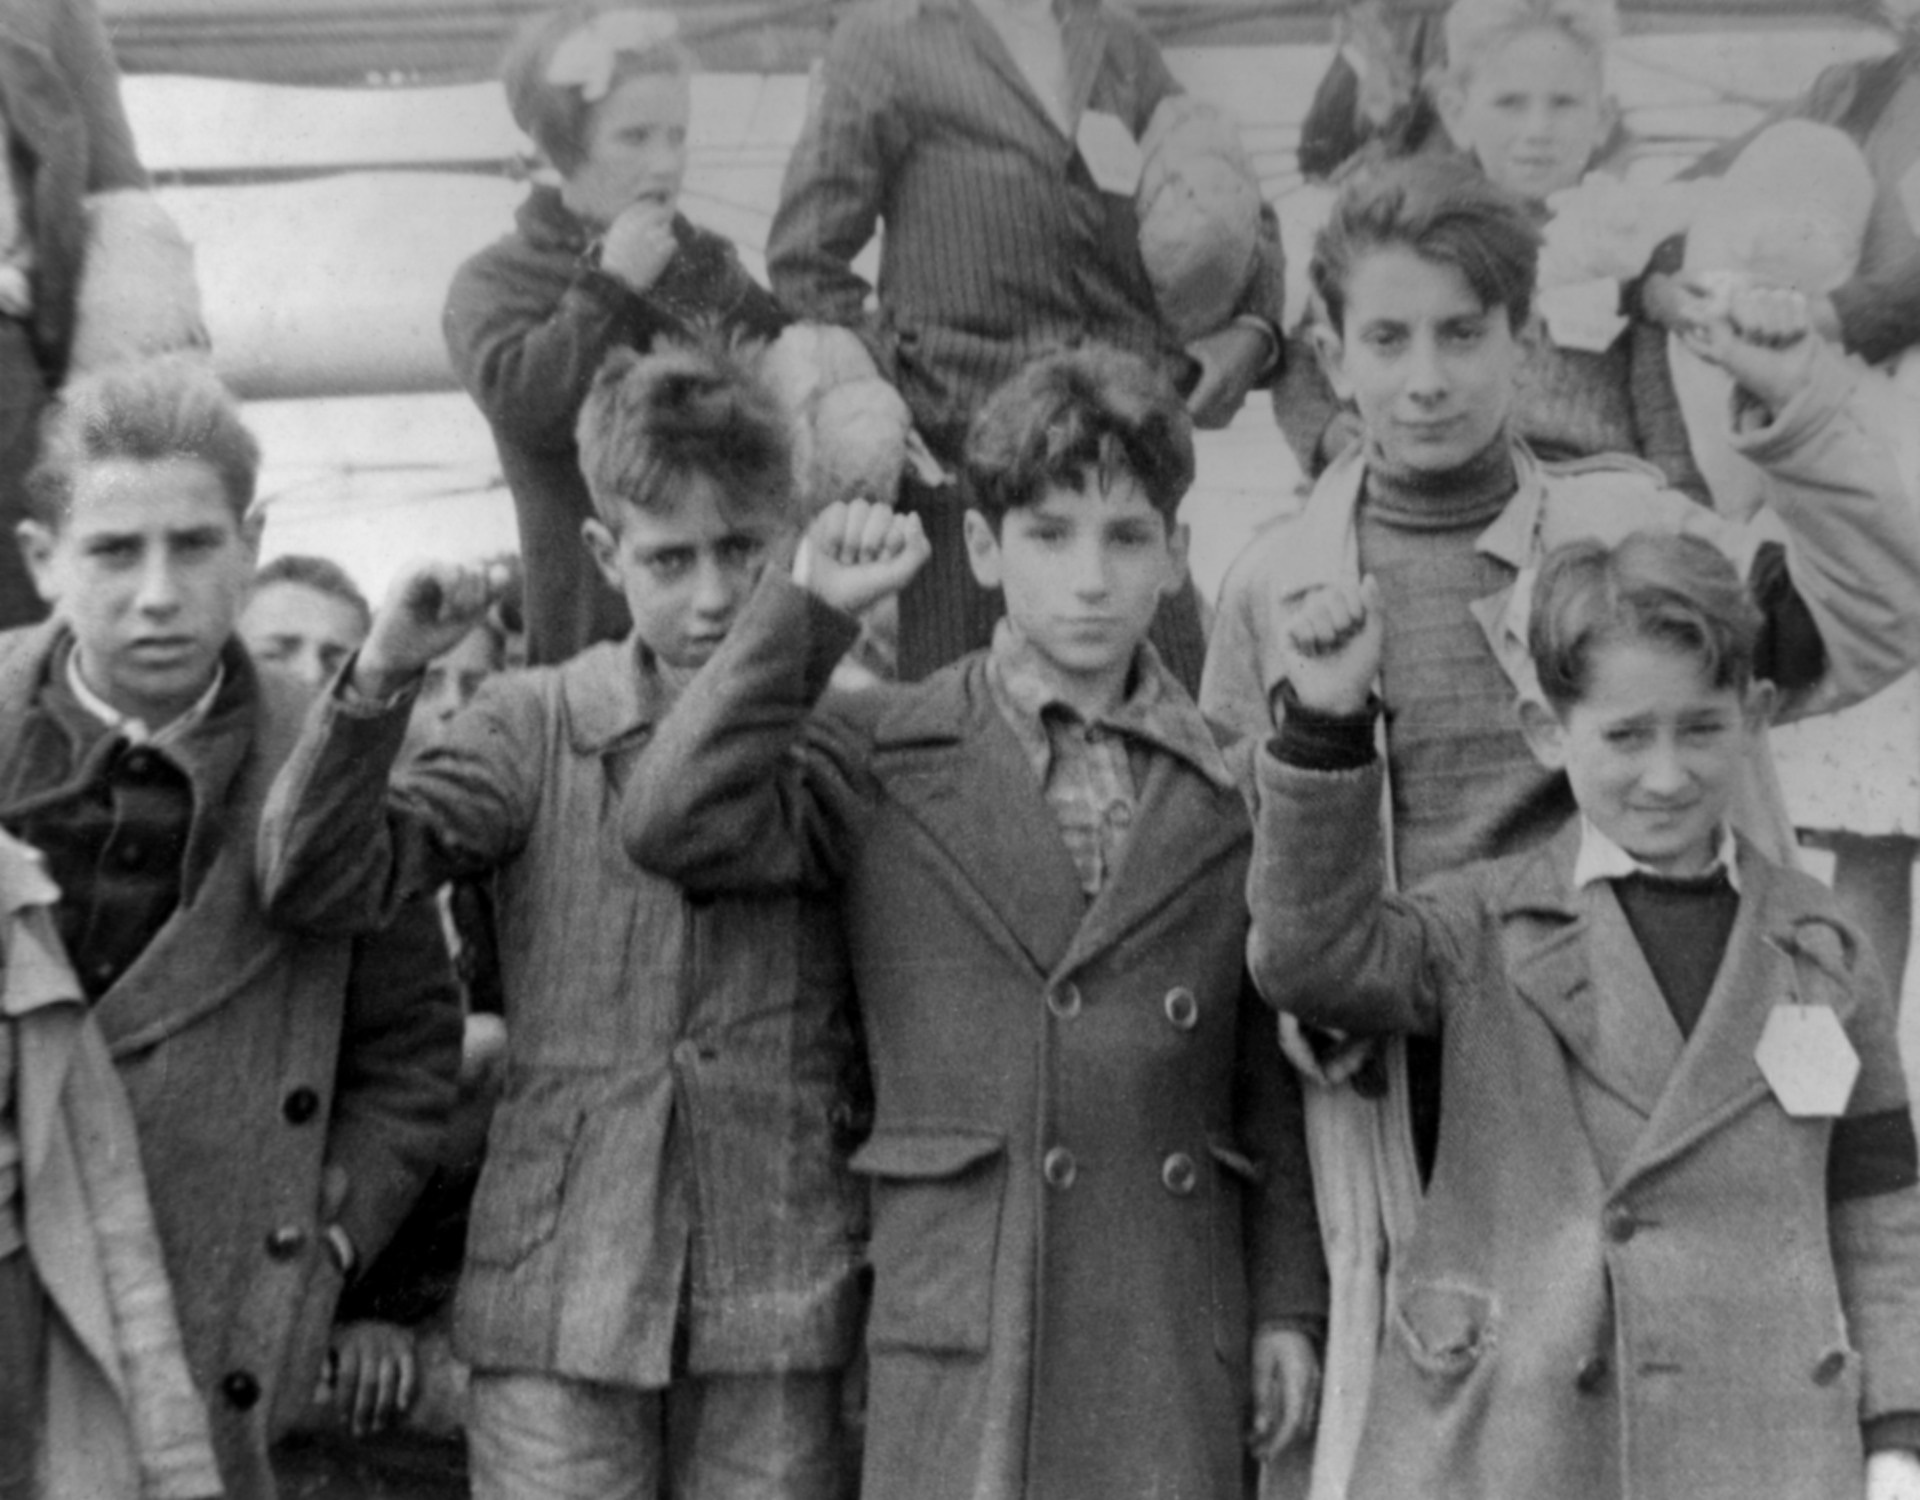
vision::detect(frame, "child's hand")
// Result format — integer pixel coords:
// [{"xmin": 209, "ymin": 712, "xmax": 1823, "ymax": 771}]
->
[
  {"xmin": 1868, "ymin": 1450, "xmax": 1920, "ymax": 1500},
  {"xmin": 357, "ymin": 562, "xmax": 512, "ymax": 700},
  {"xmin": 798, "ymin": 496, "xmax": 931, "ymax": 616},
  {"xmin": 599, "ymin": 201, "xmax": 678, "ymax": 292},
  {"xmin": 316, "ymin": 1320, "xmax": 419, "ymax": 1436},
  {"xmin": 1247, "ymin": 1325, "xmax": 1320, "ymax": 1463},
  {"xmin": 1276, "ymin": 576, "xmax": 1382, "ymax": 719},
  {"xmin": 1675, "ymin": 274, "xmax": 1817, "ymax": 414}
]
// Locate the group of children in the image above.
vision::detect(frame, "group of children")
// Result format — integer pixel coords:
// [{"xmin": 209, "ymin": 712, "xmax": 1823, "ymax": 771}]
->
[{"xmin": 10, "ymin": 2, "xmax": 1920, "ymax": 1500}]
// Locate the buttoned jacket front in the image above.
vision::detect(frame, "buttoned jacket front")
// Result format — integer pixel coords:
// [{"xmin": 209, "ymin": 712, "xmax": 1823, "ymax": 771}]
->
[
  {"xmin": 623, "ymin": 577, "xmax": 1325, "ymax": 1500},
  {"xmin": 0, "ymin": 624, "xmax": 459, "ymax": 1500},
  {"xmin": 1249, "ymin": 756, "xmax": 1920, "ymax": 1500},
  {"xmin": 258, "ymin": 637, "xmax": 866, "ymax": 1387}
]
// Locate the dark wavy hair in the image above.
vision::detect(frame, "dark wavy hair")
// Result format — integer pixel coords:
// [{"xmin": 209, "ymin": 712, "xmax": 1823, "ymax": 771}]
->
[
  {"xmin": 575, "ymin": 333, "xmax": 792, "ymax": 529},
  {"xmin": 1528, "ymin": 530, "xmax": 1763, "ymax": 714},
  {"xmin": 963, "ymin": 344, "xmax": 1194, "ymax": 532},
  {"xmin": 1311, "ymin": 155, "xmax": 1542, "ymax": 334}
]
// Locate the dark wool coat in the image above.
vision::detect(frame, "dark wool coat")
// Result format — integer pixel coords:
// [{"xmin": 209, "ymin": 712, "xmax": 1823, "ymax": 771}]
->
[
  {"xmin": 623, "ymin": 575, "xmax": 1327, "ymax": 1500},
  {"xmin": 442, "ymin": 187, "xmax": 788, "ymax": 665},
  {"xmin": 1250, "ymin": 752, "xmax": 1920, "ymax": 1500},
  {"xmin": 0, "ymin": 626, "xmax": 462, "ymax": 1500}
]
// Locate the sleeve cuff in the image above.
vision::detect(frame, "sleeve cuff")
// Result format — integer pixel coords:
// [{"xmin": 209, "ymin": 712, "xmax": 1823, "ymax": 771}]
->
[
  {"xmin": 1865, "ymin": 1413, "xmax": 1920, "ymax": 1454},
  {"xmin": 1271, "ymin": 680, "xmax": 1379, "ymax": 771}
]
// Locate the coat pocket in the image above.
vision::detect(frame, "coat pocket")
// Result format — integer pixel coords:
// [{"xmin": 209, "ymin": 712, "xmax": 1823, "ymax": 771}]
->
[
  {"xmin": 852, "ymin": 1130, "xmax": 1005, "ymax": 1355},
  {"xmin": 464, "ymin": 1103, "xmax": 584, "ymax": 1269},
  {"xmin": 1390, "ymin": 1278, "xmax": 1499, "ymax": 1382}
]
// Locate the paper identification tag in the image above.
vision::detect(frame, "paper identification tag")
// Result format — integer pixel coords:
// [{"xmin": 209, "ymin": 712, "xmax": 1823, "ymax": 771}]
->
[
  {"xmin": 1755, "ymin": 1004, "xmax": 1860, "ymax": 1118},
  {"xmin": 1077, "ymin": 110, "xmax": 1145, "ymax": 197},
  {"xmin": 1538, "ymin": 278, "xmax": 1628, "ymax": 352}
]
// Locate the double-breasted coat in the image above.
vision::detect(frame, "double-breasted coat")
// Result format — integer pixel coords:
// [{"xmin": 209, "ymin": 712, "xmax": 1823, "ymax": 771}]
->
[
  {"xmin": 1249, "ymin": 751, "xmax": 1920, "ymax": 1500},
  {"xmin": 623, "ymin": 575, "xmax": 1326, "ymax": 1500},
  {"xmin": 0, "ymin": 626, "xmax": 462, "ymax": 1500}
]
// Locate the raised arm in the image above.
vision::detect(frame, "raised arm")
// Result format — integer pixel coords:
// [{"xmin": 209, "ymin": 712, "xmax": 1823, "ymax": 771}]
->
[
  {"xmin": 259, "ymin": 561, "xmax": 540, "ymax": 933},
  {"xmin": 622, "ymin": 499, "xmax": 930, "ymax": 893}
]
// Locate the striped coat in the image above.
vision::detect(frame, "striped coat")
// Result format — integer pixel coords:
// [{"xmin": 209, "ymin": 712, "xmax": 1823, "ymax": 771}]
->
[{"xmin": 766, "ymin": 0, "xmax": 1286, "ymax": 460}]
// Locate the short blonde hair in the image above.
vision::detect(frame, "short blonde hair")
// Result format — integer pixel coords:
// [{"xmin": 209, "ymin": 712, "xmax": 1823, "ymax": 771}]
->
[{"xmin": 1443, "ymin": 0, "xmax": 1616, "ymax": 86}]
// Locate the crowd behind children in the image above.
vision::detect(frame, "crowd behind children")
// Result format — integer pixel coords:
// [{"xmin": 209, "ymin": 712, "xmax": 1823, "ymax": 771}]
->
[{"xmin": 10, "ymin": 1, "xmax": 1920, "ymax": 1499}]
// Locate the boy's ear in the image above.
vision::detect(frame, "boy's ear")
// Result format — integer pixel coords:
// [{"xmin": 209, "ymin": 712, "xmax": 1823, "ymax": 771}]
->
[
  {"xmin": 1163, "ymin": 520, "xmax": 1191, "ymax": 596},
  {"xmin": 1744, "ymin": 679, "xmax": 1778, "ymax": 734},
  {"xmin": 1311, "ymin": 321, "xmax": 1354, "ymax": 403},
  {"xmin": 581, "ymin": 517, "xmax": 622, "ymax": 591},
  {"xmin": 962, "ymin": 509, "xmax": 1002, "ymax": 591},
  {"xmin": 1517, "ymin": 696, "xmax": 1569, "ymax": 771},
  {"xmin": 1435, "ymin": 76, "xmax": 1469, "ymax": 150},
  {"xmin": 15, "ymin": 520, "xmax": 59, "ymax": 605}
]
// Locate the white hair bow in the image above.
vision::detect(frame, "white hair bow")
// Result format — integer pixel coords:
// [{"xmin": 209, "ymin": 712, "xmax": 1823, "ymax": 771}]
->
[{"xmin": 545, "ymin": 10, "xmax": 680, "ymax": 101}]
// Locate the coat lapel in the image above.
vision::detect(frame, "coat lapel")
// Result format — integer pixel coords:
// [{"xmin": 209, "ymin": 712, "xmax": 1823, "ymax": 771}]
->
[
  {"xmin": 949, "ymin": 0, "xmax": 1071, "ymax": 144},
  {"xmin": 1616, "ymin": 851, "xmax": 1786, "ymax": 1186},
  {"xmin": 1501, "ymin": 832, "xmax": 1668, "ymax": 1114},
  {"xmin": 874, "ymin": 661, "xmax": 1088, "ymax": 975},
  {"xmin": 1059, "ymin": 746, "xmax": 1246, "ymax": 976}
]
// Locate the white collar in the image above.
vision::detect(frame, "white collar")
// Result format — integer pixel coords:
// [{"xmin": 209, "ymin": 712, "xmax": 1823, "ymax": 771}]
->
[
  {"xmin": 1572, "ymin": 816, "xmax": 1741, "ymax": 893},
  {"xmin": 66, "ymin": 647, "xmax": 223, "ymax": 749}
]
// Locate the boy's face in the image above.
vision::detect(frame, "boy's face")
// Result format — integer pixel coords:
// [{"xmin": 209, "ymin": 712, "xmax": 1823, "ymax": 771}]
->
[
  {"xmin": 583, "ymin": 473, "xmax": 784, "ymax": 672},
  {"xmin": 1521, "ymin": 639, "xmax": 1769, "ymax": 879},
  {"xmin": 561, "ymin": 71, "xmax": 690, "ymax": 228},
  {"xmin": 1443, "ymin": 27, "xmax": 1611, "ymax": 202},
  {"xmin": 239, "ymin": 578, "xmax": 367, "ymax": 690},
  {"xmin": 1321, "ymin": 245, "xmax": 1519, "ymax": 474},
  {"xmin": 963, "ymin": 471, "xmax": 1187, "ymax": 700},
  {"xmin": 409, "ymin": 623, "xmax": 500, "ymax": 749},
  {"xmin": 19, "ymin": 456, "xmax": 259, "ymax": 725}
]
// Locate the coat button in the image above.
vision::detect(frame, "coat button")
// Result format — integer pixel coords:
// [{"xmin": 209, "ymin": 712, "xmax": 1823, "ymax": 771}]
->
[
  {"xmin": 220, "ymin": 1371, "xmax": 261, "ymax": 1411},
  {"xmin": 1042, "ymin": 1146, "xmax": 1077, "ymax": 1189},
  {"xmin": 1575, "ymin": 1354, "xmax": 1610, "ymax": 1394},
  {"xmin": 1104, "ymin": 801, "xmax": 1133, "ymax": 828},
  {"xmin": 1161, "ymin": 1152, "xmax": 1198, "ymax": 1196},
  {"xmin": 1163, "ymin": 987, "xmax": 1199, "ymax": 1031},
  {"xmin": 117, "ymin": 842, "xmax": 145, "ymax": 869},
  {"xmin": 1046, "ymin": 982, "xmax": 1083, "ymax": 1020},
  {"xmin": 1603, "ymin": 1205, "xmax": 1637, "ymax": 1243},
  {"xmin": 1812, "ymin": 1350, "xmax": 1849, "ymax": 1386},
  {"xmin": 265, "ymin": 1226, "xmax": 307, "ymax": 1261},
  {"xmin": 282, "ymin": 1087, "xmax": 321, "ymax": 1125}
]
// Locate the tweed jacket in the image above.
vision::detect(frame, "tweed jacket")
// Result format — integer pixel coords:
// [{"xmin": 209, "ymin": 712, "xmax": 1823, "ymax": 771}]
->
[
  {"xmin": 1249, "ymin": 753, "xmax": 1920, "ymax": 1500},
  {"xmin": 623, "ymin": 574, "xmax": 1326, "ymax": 1500},
  {"xmin": 257, "ymin": 637, "xmax": 865, "ymax": 1386},
  {"xmin": 0, "ymin": 625, "xmax": 461, "ymax": 1500},
  {"xmin": 765, "ymin": 0, "xmax": 1285, "ymax": 460},
  {"xmin": 1202, "ymin": 351, "xmax": 1920, "ymax": 1500}
]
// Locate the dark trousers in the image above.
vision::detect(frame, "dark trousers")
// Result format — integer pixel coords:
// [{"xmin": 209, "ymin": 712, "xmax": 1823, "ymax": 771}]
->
[
  {"xmin": 0, "ymin": 1247, "xmax": 46, "ymax": 1500},
  {"xmin": 894, "ymin": 472, "xmax": 1208, "ymax": 695}
]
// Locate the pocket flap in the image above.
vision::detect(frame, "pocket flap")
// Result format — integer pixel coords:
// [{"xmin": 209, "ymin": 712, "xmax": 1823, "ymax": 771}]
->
[
  {"xmin": 851, "ymin": 1130, "xmax": 1003, "ymax": 1180},
  {"xmin": 1207, "ymin": 1138, "xmax": 1265, "ymax": 1185}
]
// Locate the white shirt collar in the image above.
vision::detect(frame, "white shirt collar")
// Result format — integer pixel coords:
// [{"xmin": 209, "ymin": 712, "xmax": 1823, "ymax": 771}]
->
[
  {"xmin": 1572, "ymin": 816, "xmax": 1741, "ymax": 893},
  {"xmin": 66, "ymin": 647, "xmax": 224, "ymax": 749}
]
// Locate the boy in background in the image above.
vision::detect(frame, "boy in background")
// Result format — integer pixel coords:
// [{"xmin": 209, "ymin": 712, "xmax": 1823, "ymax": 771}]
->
[
  {"xmin": 1202, "ymin": 155, "xmax": 1920, "ymax": 1500},
  {"xmin": 1248, "ymin": 531, "xmax": 1920, "ymax": 1500},
  {"xmin": 623, "ymin": 345, "xmax": 1325, "ymax": 1500},
  {"xmin": 259, "ymin": 340, "xmax": 865, "ymax": 1500}
]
